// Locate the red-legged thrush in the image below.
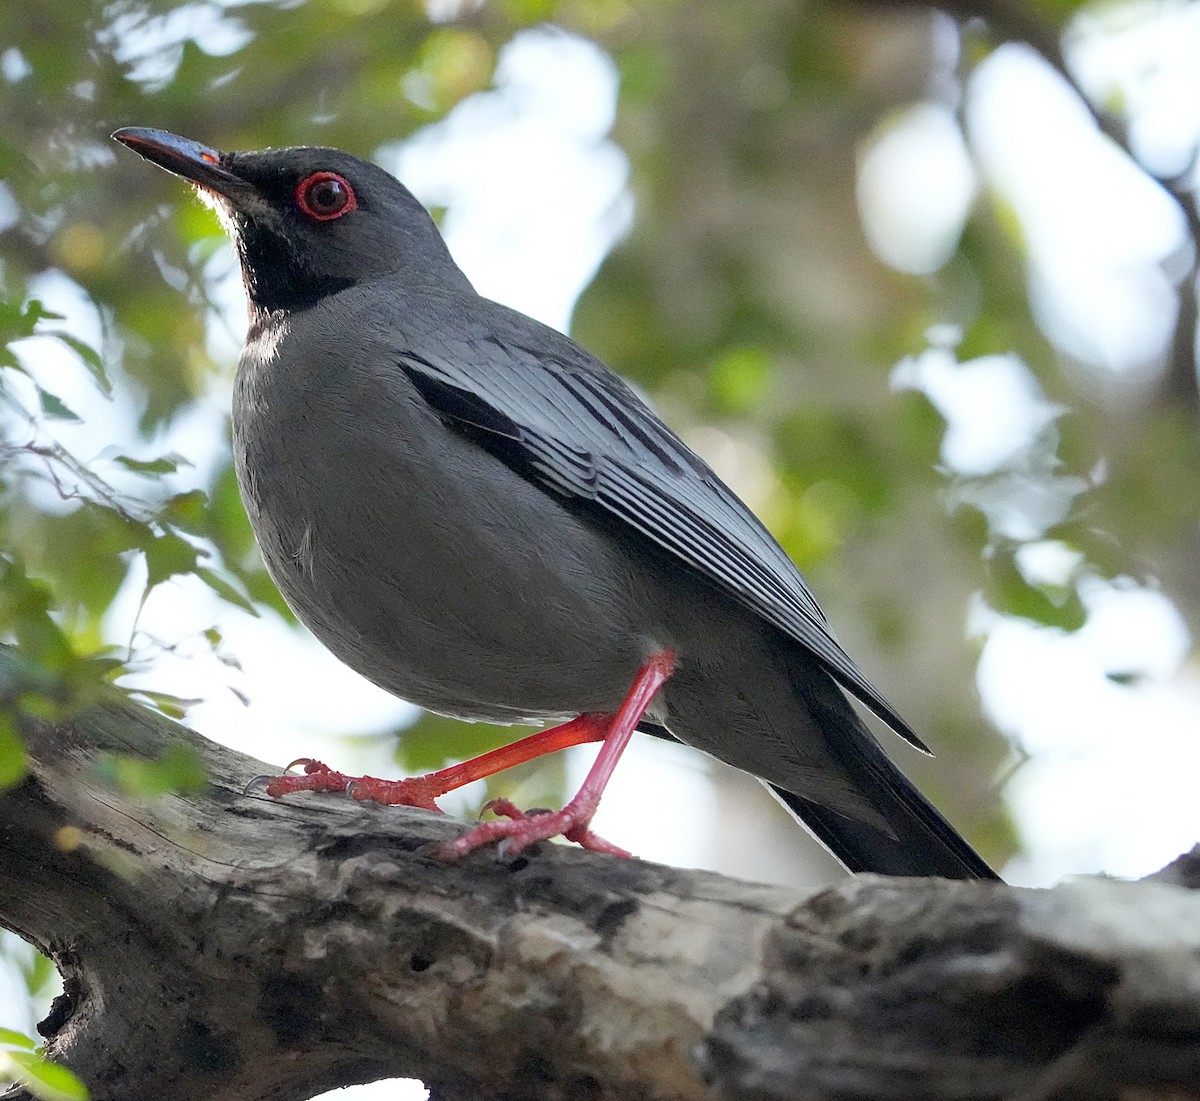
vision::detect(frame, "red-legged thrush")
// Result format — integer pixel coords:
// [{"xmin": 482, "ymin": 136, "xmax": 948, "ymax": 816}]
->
[{"xmin": 113, "ymin": 127, "xmax": 997, "ymax": 879}]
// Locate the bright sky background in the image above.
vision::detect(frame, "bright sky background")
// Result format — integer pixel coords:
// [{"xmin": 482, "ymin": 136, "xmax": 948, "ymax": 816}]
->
[{"xmin": 4, "ymin": 13, "xmax": 1200, "ymax": 1099}]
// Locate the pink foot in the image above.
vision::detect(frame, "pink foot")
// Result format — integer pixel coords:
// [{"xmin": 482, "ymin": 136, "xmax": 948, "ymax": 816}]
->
[
  {"xmin": 345, "ymin": 773, "xmax": 443, "ymax": 812},
  {"xmin": 438, "ymin": 796, "xmax": 632, "ymax": 861},
  {"xmin": 247, "ymin": 759, "xmax": 443, "ymax": 812},
  {"xmin": 245, "ymin": 650, "xmax": 675, "ymax": 864},
  {"xmin": 245, "ymin": 758, "xmax": 353, "ymax": 797}
]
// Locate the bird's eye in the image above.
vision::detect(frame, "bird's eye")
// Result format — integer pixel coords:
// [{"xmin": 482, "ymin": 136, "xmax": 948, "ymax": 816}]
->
[{"xmin": 295, "ymin": 171, "xmax": 357, "ymax": 221}]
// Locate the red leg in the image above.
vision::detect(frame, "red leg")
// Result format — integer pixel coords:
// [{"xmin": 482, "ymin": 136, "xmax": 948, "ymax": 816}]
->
[
  {"xmin": 439, "ymin": 649, "xmax": 676, "ymax": 861},
  {"xmin": 246, "ymin": 712, "xmax": 612, "ymax": 811},
  {"xmin": 347, "ymin": 712, "xmax": 615, "ymax": 809}
]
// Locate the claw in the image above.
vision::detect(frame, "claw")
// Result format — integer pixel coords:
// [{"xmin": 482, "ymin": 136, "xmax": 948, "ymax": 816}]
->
[
  {"xmin": 245, "ymin": 759, "xmax": 351, "ymax": 799},
  {"xmin": 283, "ymin": 758, "xmax": 327, "ymax": 775}
]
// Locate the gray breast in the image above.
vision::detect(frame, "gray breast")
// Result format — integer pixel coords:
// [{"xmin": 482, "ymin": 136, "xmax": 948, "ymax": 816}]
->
[{"xmin": 232, "ymin": 302, "xmax": 672, "ymax": 724}]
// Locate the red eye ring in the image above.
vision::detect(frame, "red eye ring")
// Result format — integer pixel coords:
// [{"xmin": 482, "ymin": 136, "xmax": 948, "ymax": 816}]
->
[{"xmin": 295, "ymin": 171, "xmax": 357, "ymax": 221}]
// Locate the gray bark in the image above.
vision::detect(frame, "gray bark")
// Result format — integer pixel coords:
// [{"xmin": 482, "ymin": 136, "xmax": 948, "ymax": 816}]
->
[{"xmin": 1, "ymin": 686, "xmax": 1198, "ymax": 1101}]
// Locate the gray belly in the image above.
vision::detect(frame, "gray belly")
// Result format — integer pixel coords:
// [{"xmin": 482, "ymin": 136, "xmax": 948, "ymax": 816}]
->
[{"xmin": 234, "ymin": 374, "xmax": 670, "ymax": 724}]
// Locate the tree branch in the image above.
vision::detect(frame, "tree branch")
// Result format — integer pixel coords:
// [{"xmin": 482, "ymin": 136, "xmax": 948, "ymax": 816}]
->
[{"xmin": 1, "ymin": 680, "xmax": 1198, "ymax": 1101}]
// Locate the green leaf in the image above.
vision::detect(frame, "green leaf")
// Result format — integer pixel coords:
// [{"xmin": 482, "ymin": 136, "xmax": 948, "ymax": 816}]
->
[
  {"xmin": 24, "ymin": 302, "xmax": 62, "ymax": 326},
  {"xmin": 0, "ymin": 713, "xmax": 28, "ymax": 789},
  {"xmin": 1, "ymin": 1049, "xmax": 89, "ymax": 1101},
  {"xmin": 0, "ymin": 556, "xmax": 76, "ymax": 676},
  {"xmin": 46, "ymin": 331, "xmax": 110, "ymax": 397},
  {"xmin": 0, "ymin": 299, "xmax": 60, "ymax": 343},
  {"xmin": 1106, "ymin": 670, "xmax": 1142, "ymax": 687},
  {"xmin": 31, "ymin": 504, "xmax": 147, "ymax": 634},
  {"xmin": 97, "ymin": 743, "xmax": 208, "ymax": 796},
  {"xmin": 125, "ymin": 690, "xmax": 203, "ymax": 721},
  {"xmin": 162, "ymin": 489, "xmax": 208, "ymax": 533},
  {"xmin": 394, "ymin": 711, "xmax": 513, "ymax": 773},
  {"xmin": 195, "ymin": 567, "xmax": 258, "ymax": 616},
  {"xmin": 17, "ymin": 946, "xmax": 58, "ymax": 996},
  {"xmin": 143, "ymin": 531, "xmax": 202, "ymax": 589},
  {"xmin": 0, "ymin": 1028, "xmax": 37, "ymax": 1050},
  {"xmin": 985, "ymin": 549, "xmax": 1087, "ymax": 631},
  {"xmin": 112, "ymin": 453, "xmax": 190, "ymax": 476},
  {"xmin": 36, "ymin": 388, "xmax": 81, "ymax": 422}
]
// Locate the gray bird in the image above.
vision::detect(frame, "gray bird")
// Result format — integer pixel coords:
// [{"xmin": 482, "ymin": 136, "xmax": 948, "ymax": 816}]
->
[{"xmin": 113, "ymin": 126, "xmax": 997, "ymax": 879}]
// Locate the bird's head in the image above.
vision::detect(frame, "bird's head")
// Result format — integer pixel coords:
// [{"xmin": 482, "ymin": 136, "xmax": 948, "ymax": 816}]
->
[{"xmin": 113, "ymin": 127, "xmax": 468, "ymax": 317}]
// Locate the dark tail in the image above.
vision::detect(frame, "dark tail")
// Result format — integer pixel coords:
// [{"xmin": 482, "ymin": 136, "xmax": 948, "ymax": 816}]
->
[
  {"xmin": 640, "ymin": 670, "xmax": 999, "ymax": 880},
  {"xmin": 768, "ymin": 782, "xmax": 997, "ymax": 879},
  {"xmin": 775, "ymin": 669, "xmax": 1000, "ymax": 880}
]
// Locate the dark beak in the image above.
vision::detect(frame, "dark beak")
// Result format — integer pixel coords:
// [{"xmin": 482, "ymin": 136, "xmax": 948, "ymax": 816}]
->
[{"xmin": 112, "ymin": 127, "xmax": 250, "ymax": 201}]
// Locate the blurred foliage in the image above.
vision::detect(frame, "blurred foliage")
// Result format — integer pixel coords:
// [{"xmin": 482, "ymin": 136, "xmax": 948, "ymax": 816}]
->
[
  {"xmin": 0, "ymin": 292, "xmax": 259, "ymax": 737},
  {"xmin": 0, "ymin": 1028, "xmax": 88, "ymax": 1100},
  {"xmin": 95, "ymin": 741, "xmax": 208, "ymax": 796},
  {"xmin": 1, "ymin": 0, "xmax": 1198, "ymax": 1076}
]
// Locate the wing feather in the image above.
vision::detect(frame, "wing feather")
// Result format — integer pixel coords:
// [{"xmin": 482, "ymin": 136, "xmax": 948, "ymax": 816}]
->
[{"xmin": 397, "ymin": 327, "xmax": 928, "ymax": 753}]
